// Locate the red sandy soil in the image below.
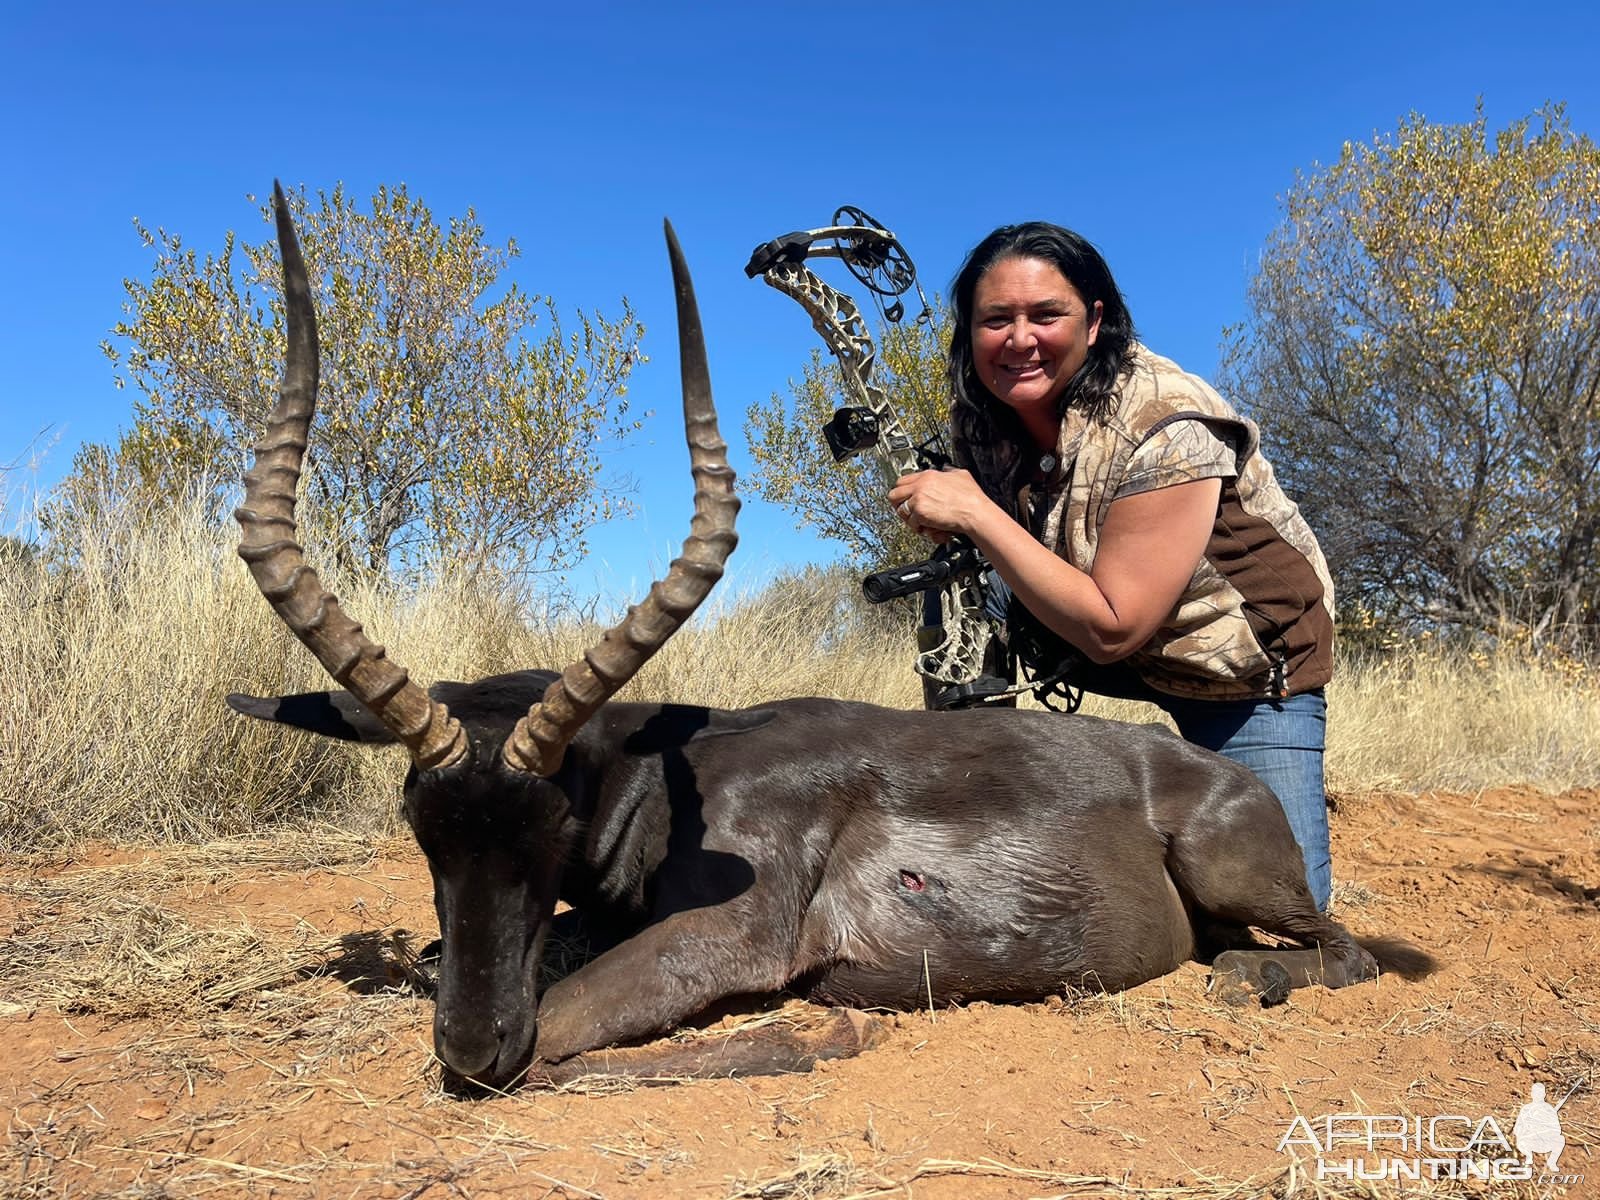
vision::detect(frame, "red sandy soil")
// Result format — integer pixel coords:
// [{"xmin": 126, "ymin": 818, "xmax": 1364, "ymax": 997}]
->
[{"xmin": 3, "ymin": 785, "xmax": 1596, "ymax": 1198}]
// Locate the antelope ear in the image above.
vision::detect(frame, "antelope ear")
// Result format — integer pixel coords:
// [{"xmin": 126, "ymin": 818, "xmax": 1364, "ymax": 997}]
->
[{"xmin": 226, "ymin": 691, "xmax": 399, "ymax": 744}]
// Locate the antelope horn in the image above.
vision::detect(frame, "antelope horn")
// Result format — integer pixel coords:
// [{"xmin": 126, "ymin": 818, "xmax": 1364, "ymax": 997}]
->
[
  {"xmin": 235, "ymin": 182, "xmax": 467, "ymax": 771},
  {"xmin": 502, "ymin": 220, "xmax": 738, "ymax": 776}
]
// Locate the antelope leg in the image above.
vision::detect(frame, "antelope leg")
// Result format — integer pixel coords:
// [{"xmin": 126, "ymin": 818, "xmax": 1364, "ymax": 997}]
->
[{"xmin": 531, "ymin": 1008, "xmax": 889, "ymax": 1086}]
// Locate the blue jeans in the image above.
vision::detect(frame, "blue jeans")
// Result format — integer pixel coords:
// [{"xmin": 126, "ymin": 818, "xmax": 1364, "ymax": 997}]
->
[{"xmin": 1155, "ymin": 691, "xmax": 1333, "ymax": 911}]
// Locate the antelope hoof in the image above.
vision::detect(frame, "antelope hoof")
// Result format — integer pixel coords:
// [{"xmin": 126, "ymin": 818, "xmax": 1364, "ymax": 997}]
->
[{"xmin": 1210, "ymin": 952, "xmax": 1293, "ymax": 1007}]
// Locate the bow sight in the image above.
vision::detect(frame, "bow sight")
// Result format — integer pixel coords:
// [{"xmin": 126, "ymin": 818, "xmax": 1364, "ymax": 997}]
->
[{"xmin": 747, "ymin": 207, "xmax": 1014, "ymax": 709}]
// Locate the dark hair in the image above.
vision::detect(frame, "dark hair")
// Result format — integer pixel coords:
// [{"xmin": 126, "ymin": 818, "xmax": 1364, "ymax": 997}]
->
[{"xmin": 947, "ymin": 222, "xmax": 1137, "ymax": 503}]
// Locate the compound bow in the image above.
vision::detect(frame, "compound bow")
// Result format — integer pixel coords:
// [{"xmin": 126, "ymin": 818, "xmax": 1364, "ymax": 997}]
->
[{"xmin": 745, "ymin": 206, "xmax": 1011, "ymax": 708}]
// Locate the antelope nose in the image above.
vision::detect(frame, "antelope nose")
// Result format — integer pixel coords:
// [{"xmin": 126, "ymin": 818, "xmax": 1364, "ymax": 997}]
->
[{"xmin": 434, "ymin": 1011, "xmax": 498, "ymax": 1079}]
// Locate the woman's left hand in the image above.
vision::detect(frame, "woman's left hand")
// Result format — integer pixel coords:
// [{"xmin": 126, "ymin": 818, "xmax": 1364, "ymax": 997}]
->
[{"xmin": 887, "ymin": 469, "xmax": 993, "ymax": 543}]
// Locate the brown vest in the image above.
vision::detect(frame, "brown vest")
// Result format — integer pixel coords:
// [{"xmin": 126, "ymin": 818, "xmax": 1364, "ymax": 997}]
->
[{"xmin": 1028, "ymin": 347, "xmax": 1335, "ymax": 700}]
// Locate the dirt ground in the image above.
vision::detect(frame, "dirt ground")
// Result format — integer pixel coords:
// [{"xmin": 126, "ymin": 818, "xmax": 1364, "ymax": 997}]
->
[{"xmin": 2, "ymin": 785, "xmax": 1596, "ymax": 1199}]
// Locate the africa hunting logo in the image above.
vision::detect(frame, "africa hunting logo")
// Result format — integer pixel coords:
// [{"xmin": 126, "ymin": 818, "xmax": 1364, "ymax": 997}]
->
[{"xmin": 1277, "ymin": 1082, "xmax": 1584, "ymax": 1185}]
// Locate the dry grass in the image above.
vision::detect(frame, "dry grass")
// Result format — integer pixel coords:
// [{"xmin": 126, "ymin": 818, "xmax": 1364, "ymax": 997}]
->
[
  {"xmin": 0, "ymin": 880, "xmax": 328, "ymax": 1019},
  {"xmin": 1322, "ymin": 640, "xmax": 1600, "ymax": 794},
  {"xmin": 2, "ymin": 496, "xmax": 399, "ymax": 847},
  {"xmin": 1, "ymin": 491, "xmax": 1595, "ymax": 851},
  {"xmin": 0, "ymin": 830, "xmax": 387, "ymax": 1020},
  {"xmin": 1064, "ymin": 640, "xmax": 1599, "ymax": 797},
  {"xmin": 0, "ymin": 495, "xmax": 918, "ymax": 851},
  {"xmin": 0, "ymin": 830, "xmax": 437, "ymax": 1121}
]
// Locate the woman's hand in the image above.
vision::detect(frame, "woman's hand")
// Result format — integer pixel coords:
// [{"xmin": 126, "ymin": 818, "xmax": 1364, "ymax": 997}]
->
[{"xmin": 887, "ymin": 469, "xmax": 994, "ymax": 544}]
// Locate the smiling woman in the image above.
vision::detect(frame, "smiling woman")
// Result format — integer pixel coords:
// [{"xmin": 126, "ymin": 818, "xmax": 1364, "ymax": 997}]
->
[
  {"xmin": 885, "ymin": 222, "xmax": 1340, "ymax": 909},
  {"xmin": 968, "ymin": 256, "xmax": 1104, "ymax": 446}
]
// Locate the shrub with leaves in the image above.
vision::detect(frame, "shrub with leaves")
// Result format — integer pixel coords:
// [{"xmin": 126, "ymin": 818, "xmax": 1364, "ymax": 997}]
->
[
  {"xmin": 1224, "ymin": 104, "xmax": 1600, "ymax": 645},
  {"xmin": 67, "ymin": 182, "xmax": 643, "ymax": 583}
]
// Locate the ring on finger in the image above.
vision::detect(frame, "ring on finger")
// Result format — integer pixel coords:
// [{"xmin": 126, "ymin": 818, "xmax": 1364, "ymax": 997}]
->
[{"xmin": 897, "ymin": 500, "xmax": 912, "ymax": 518}]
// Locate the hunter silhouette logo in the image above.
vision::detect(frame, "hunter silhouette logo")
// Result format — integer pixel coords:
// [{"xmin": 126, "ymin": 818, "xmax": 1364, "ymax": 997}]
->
[
  {"xmin": 1513, "ymin": 1082, "xmax": 1568, "ymax": 1172},
  {"xmin": 1278, "ymin": 1079, "xmax": 1585, "ymax": 1185}
]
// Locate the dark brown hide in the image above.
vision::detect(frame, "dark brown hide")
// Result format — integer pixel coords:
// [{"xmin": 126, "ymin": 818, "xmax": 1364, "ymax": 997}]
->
[{"xmin": 232, "ymin": 672, "xmax": 1434, "ymax": 1088}]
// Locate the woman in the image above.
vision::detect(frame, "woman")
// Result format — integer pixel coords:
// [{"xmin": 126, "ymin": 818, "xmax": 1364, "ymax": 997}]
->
[{"xmin": 888, "ymin": 222, "xmax": 1336, "ymax": 908}]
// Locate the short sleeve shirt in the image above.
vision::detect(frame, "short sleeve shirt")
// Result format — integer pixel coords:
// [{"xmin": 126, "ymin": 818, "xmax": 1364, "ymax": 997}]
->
[{"xmin": 1112, "ymin": 418, "xmax": 1239, "ymax": 502}]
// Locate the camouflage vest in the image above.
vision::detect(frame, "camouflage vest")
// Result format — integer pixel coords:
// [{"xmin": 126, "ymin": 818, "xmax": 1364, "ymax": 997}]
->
[{"xmin": 1027, "ymin": 346, "xmax": 1335, "ymax": 700}]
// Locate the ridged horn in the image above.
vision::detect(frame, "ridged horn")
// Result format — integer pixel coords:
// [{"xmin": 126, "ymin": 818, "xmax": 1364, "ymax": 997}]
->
[
  {"xmin": 235, "ymin": 182, "xmax": 467, "ymax": 771},
  {"xmin": 502, "ymin": 220, "xmax": 738, "ymax": 776}
]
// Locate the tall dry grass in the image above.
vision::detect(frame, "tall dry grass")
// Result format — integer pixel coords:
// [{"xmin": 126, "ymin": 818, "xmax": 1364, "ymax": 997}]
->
[
  {"xmin": 0, "ymin": 495, "xmax": 922, "ymax": 850},
  {"xmin": 2, "ymin": 493, "xmax": 1595, "ymax": 850},
  {"xmin": 1068, "ymin": 649, "xmax": 1593, "ymax": 800},
  {"xmin": 1323, "ymin": 638, "xmax": 1600, "ymax": 793},
  {"xmin": 1069, "ymin": 644, "xmax": 1600, "ymax": 795}
]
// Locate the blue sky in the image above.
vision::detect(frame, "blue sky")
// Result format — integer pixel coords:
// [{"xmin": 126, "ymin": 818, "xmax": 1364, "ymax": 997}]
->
[{"xmin": 4, "ymin": 2, "xmax": 1598, "ymax": 607}]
